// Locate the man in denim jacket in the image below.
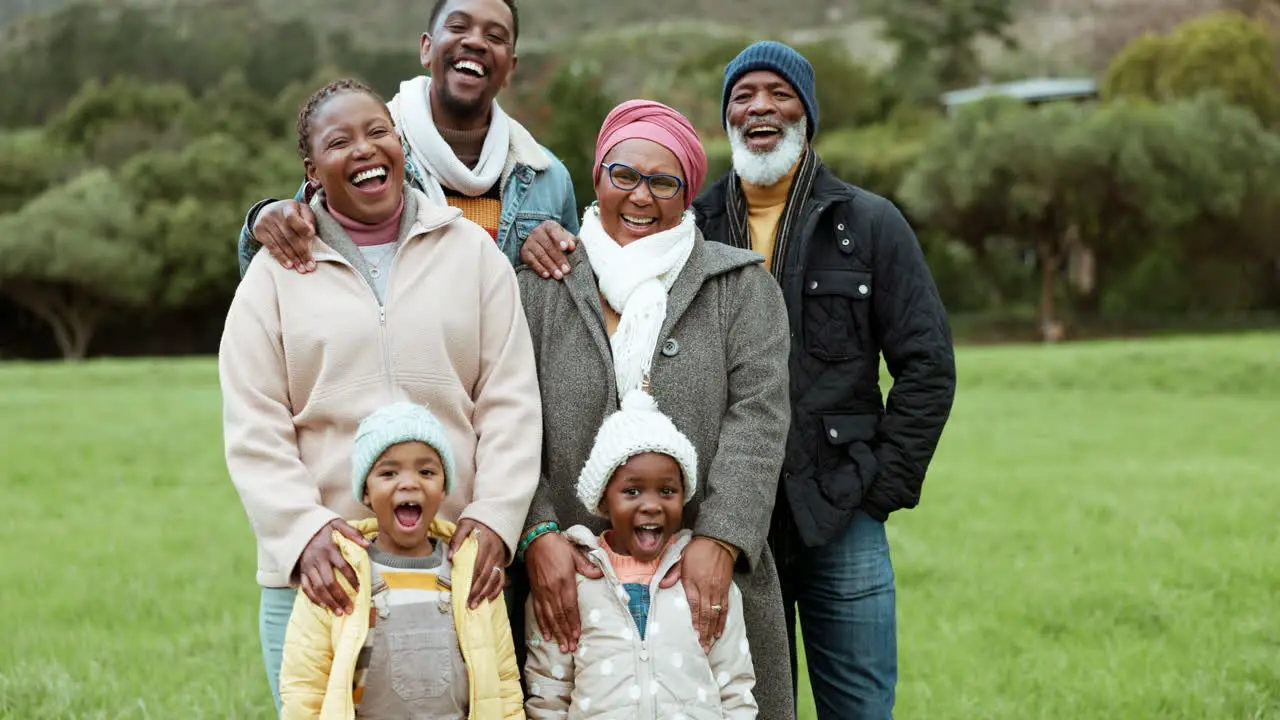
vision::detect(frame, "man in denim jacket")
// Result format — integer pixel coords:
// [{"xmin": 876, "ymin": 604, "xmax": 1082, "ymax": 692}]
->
[{"xmin": 236, "ymin": 0, "xmax": 577, "ymax": 276}]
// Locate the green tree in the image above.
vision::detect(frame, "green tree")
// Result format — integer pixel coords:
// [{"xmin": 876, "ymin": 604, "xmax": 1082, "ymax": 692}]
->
[
  {"xmin": 816, "ymin": 119, "xmax": 937, "ymax": 209},
  {"xmin": 47, "ymin": 77, "xmax": 196, "ymax": 167},
  {"xmin": 1157, "ymin": 94, "xmax": 1280, "ymax": 311},
  {"xmin": 1101, "ymin": 34, "xmax": 1167, "ymax": 100},
  {"xmin": 899, "ymin": 97, "xmax": 1028, "ymax": 301},
  {"xmin": 245, "ymin": 18, "xmax": 322, "ymax": 99},
  {"xmin": 274, "ymin": 64, "xmax": 358, "ymax": 133},
  {"xmin": 187, "ymin": 71, "xmax": 284, "ymax": 145},
  {"xmin": 0, "ymin": 170, "xmax": 156, "ymax": 359},
  {"xmin": 0, "ymin": 129, "xmax": 82, "ymax": 214},
  {"xmin": 0, "ymin": 2, "xmax": 257, "ymax": 128},
  {"xmin": 903, "ymin": 92, "xmax": 1280, "ymax": 329},
  {"xmin": 902, "ymin": 99, "xmax": 1097, "ymax": 338},
  {"xmin": 328, "ymin": 29, "xmax": 420, "ymax": 99},
  {"xmin": 870, "ymin": 0, "xmax": 1018, "ymax": 99},
  {"xmin": 1103, "ymin": 12, "xmax": 1280, "ymax": 126},
  {"xmin": 1159, "ymin": 13, "xmax": 1280, "ymax": 126},
  {"xmin": 120, "ymin": 134, "xmax": 299, "ymax": 306},
  {"xmin": 537, "ymin": 62, "xmax": 615, "ymax": 214}
]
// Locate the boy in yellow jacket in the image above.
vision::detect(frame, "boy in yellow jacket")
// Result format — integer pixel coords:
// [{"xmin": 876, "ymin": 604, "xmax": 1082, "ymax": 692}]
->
[{"xmin": 279, "ymin": 402, "xmax": 524, "ymax": 719}]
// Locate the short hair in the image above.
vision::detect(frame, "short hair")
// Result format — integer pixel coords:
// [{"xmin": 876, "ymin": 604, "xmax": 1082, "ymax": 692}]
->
[
  {"xmin": 427, "ymin": 0, "xmax": 519, "ymax": 46},
  {"xmin": 295, "ymin": 78, "xmax": 386, "ymax": 160}
]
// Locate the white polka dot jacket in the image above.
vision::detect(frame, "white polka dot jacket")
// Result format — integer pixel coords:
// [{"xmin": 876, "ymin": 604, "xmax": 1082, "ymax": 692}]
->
[{"xmin": 523, "ymin": 526, "xmax": 759, "ymax": 719}]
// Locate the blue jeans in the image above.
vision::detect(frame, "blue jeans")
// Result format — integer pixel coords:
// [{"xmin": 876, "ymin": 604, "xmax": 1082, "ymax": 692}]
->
[
  {"xmin": 259, "ymin": 587, "xmax": 297, "ymax": 711},
  {"xmin": 775, "ymin": 509, "xmax": 897, "ymax": 720}
]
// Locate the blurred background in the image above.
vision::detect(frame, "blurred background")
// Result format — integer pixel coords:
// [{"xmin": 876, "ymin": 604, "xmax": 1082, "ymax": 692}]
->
[
  {"xmin": 0, "ymin": 0, "xmax": 1277, "ymax": 358},
  {"xmin": 0, "ymin": 2, "xmax": 1278, "ymax": 719}
]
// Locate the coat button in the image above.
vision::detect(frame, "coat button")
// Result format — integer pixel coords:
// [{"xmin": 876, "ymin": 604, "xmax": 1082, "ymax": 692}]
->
[
  {"xmin": 858, "ymin": 284, "xmax": 869, "ymax": 295},
  {"xmin": 841, "ymin": 238, "xmax": 850, "ymax": 247},
  {"xmin": 837, "ymin": 223, "xmax": 846, "ymax": 231},
  {"xmin": 662, "ymin": 338, "xmax": 680, "ymax": 357},
  {"xmin": 640, "ymin": 650, "xmax": 649, "ymax": 661},
  {"xmin": 828, "ymin": 428, "xmax": 839, "ymax": 439},
  {"xmin": 808, "ymin": 280, "xmax": 818, "ymax": 290}
]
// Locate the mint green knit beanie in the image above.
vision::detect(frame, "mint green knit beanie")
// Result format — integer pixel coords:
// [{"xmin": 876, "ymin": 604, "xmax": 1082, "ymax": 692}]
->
[{"xmin": 351, "ymin": 402, "xmax": 456, "ymax": 505}]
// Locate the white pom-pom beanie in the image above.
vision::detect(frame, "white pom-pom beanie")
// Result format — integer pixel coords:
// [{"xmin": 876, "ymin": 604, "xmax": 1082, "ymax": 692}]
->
[
  {"xmin": 351, "ymin": 401, "xmax": 456, "ymax": 504},
  {"xmin": 576, "ymin": 389, "xmax": 699, "ymax": 516}
]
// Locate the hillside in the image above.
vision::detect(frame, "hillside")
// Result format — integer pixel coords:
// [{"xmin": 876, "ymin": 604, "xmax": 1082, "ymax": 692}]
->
[
  {"xmin": 0, "ymin": 0, "xmax": 1243, "ymax": 84},
  {"xmin": 278, "ymin": 0, "xmax": 844, "ymax": 49},
  {"xmin": 1, "ymin": 0, "xmax": 845, "ymax": 50}
]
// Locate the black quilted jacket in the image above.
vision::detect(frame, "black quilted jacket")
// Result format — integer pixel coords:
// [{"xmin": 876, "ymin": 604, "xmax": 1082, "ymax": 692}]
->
[{"xmin": 693, "ymin": 164, "xmax": 957, "ymax": 547}]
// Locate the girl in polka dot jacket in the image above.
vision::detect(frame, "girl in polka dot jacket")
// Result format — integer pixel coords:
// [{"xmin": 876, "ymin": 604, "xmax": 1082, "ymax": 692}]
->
[{"xmin": 523, "ymin": 391, "xmax": 758, "ymax": 719}]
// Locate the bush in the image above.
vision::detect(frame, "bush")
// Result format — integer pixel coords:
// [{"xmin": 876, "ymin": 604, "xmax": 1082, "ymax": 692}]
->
[
  {"xmin": 705, "ymin": 138, "xmax": 732, "ymax": 185},
  {"xmin": 1103, "ymin": 12, "xmax": 1280, "ymax": 126},
  {"xmin": 1102, "ymin": 34, "xmax": 1167, "ymax": 100},
  {"xmin": 817, "ymin": 123, "xmax": 931, "ymax": 207}
]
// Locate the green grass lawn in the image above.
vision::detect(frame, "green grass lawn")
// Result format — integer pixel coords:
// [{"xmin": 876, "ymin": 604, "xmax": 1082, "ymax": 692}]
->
[{"xmin": 1, "ymin": 332, "xmax": 1278, "ymax": 718}]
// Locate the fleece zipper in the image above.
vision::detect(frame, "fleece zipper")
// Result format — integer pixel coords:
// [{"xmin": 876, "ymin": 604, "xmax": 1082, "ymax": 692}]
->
[
  {"xmin": 312, "ymin": 214, "xmax": 453, "ymax": 394},
  {"xmin": 313, "ymin": 246, "xmax": 402, "ymax": 395}
]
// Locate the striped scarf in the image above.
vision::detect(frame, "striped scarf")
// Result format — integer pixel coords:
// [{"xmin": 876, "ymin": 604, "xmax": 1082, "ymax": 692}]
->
[{"xmin": 725, "ymin": 145, "xmax": 820, "ymax": 279}]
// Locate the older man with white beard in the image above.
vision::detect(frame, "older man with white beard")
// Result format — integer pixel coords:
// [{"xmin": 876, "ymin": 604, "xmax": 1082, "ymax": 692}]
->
[{"xmin": 520, "ymin": 41, "xmax": 957, "ymax": 720}]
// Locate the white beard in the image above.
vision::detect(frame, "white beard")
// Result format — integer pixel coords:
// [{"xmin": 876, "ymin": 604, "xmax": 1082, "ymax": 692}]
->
[{"xmin": 727, "ymin": 116, "xmax": 807, "ymax": 187}]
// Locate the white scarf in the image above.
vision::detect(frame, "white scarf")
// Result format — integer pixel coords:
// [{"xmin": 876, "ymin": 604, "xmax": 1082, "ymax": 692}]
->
[
  {"xmin": 389, "ymin": 75, "xmax": 510, "ymax": 205},
  {"xmin": 578, "ymin": 205, "xmax": 698, "ymax": 399}
]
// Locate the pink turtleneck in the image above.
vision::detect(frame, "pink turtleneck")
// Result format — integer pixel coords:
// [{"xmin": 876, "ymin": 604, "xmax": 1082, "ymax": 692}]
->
[
  {"xmin": 327, "ymin": 196, "xmax": 405, "ymax": 247},
  {"xmin": 601, "ymin": 530, "xmax": 677, "ymax": 584}
]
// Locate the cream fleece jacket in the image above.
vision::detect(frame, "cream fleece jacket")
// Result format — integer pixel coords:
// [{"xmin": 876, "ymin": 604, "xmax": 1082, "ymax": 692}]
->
[{"xmin": 220, "ymin": 187, "xmax": 542, "ymax": 587}]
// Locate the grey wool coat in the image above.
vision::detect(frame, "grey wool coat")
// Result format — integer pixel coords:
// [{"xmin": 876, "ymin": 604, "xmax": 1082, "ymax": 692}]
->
[{"xmin": 518, "ymin": 233, "xmax": 796, "ymax": 720}]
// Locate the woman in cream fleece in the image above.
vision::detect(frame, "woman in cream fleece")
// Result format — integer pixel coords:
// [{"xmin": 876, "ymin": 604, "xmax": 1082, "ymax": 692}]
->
[{"xmin": 218, "ymin": 79, "xmax": 542, "ymax": 708}]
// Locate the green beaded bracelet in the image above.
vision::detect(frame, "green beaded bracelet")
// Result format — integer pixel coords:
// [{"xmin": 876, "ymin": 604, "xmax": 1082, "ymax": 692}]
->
[{"xmin": 517, "ymin": 521, "xmax": 560, "ymax": 561}]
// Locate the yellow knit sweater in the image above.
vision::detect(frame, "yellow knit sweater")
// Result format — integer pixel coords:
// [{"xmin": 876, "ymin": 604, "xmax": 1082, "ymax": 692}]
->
[{"xmin": 741, "ymin": 159, "xmax": 801, "ymax": 271}]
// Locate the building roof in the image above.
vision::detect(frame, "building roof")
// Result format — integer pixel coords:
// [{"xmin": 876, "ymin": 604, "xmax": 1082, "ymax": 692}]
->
[{"xmin": 940, "ymin": 78, "xmax": 1099, "ymax": 108}]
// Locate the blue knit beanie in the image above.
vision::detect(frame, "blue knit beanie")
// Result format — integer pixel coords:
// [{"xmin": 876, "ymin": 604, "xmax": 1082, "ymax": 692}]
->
[
  {"xmin": 351, "ymin": 402, "xmax": 456, "ymax": 505},
  {"xmin": 722, "ymin": 41, "xmax": 819, "ymax": 139}
]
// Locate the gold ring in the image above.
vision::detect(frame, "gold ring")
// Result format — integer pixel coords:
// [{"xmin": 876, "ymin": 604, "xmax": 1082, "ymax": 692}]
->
[
  {"xmin": 710, "ymin": 604, "xmax": 723, "ymax": 612},
  {"xmin": 492, "ymin": 566, "xmax": 503, "ymax": 575}
]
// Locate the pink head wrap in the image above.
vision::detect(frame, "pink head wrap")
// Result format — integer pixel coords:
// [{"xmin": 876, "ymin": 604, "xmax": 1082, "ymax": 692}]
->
[{"xmin": 592, "ymin": 99, "xmax": 708, "ymax": 209}]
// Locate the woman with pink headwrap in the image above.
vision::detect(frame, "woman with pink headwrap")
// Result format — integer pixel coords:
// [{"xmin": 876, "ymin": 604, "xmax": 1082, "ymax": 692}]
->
[{"xmin": 514, "ymin": 100, "xmax": 796, "ymax": 719}]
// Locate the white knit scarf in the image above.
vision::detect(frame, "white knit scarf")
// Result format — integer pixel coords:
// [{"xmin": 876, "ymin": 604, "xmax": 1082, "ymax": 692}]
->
[
  {"xmin": 578, "ymin": 205, "xmax": 698, "ymax": 399},
  {"xmin": 389, "ymin": 75, "xmax": 510, "ymax": 205}
]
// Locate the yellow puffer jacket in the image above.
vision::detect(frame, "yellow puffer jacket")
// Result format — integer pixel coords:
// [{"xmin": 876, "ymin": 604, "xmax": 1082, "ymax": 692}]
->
[{"xmin": 279, "ymin": 517, "xmax": 525, "ymax": 719}]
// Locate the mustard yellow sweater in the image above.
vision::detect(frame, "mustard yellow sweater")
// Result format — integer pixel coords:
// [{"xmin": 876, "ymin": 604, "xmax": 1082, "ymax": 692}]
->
[{"xmin": 741, "ymin": 160, "xmax": 801, "ymax": 271}]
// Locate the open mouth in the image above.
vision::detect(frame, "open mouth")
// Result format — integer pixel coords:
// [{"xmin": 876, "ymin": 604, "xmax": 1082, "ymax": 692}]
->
[
  {"xmin": 393, "ymin": 501, "xmax": 423, "ymax": 530},
  {"xmin": 743, "ymin": 124, "xmax": 782, "ymax": 145},
  {"xmin": 621, "ymin": 214, "xmax": 657, "ymax": 233},
  {"xmin": 633, "ymin": 523, "xmax": 665, "ymax": 554},
  {"xmin": 350, "ymin": 165, "xmax": 389, "ymax": 192},
  {"xmin": 451, "ymin": 59, "xmax": 488, "ymax": 79}
]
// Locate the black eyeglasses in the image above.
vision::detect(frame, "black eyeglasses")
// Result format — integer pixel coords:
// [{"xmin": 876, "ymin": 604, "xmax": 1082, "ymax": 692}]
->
[{"xmin": 600, "ymin": 162, "xmax": 685, "ymax": 200}]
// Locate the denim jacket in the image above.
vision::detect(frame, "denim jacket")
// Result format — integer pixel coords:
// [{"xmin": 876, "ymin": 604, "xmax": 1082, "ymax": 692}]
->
[{"xmin": 237, "ymin": 113, "xmax": 578, "ymax": 277}]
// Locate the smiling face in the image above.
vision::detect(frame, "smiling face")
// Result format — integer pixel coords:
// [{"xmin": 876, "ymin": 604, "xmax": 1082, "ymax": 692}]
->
[
  {"xmin": 724, "ymin": 70, "xmax": 809, "ymax": 186},
  {"xmin": 725, "ymin": 70, "xmax": 807, "ymax": 153},
  {"xmin": 595, "ymin": 138, "xmax": 687, "ymax": 247},
  {"xmin": 421, "ymin": 0, "xmax": 518, "ymax": 126},
  {"xmin": 600, "ymin": 452, "xmax": 685, "ymax": 562},
  {"xmin": 303, "ymin": 91, "xmax": 405, "ymax": 224},
  {"xmin": 363, "ymin": 442, "xmax": 447, "ymax": 557}
]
